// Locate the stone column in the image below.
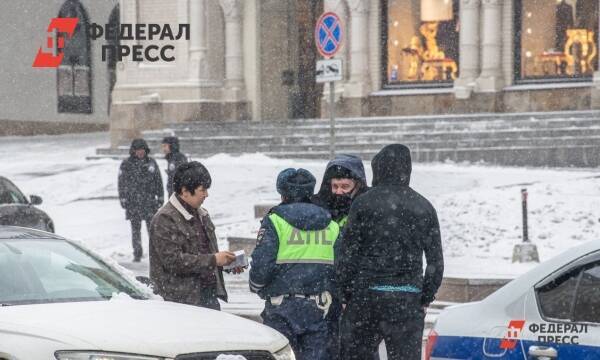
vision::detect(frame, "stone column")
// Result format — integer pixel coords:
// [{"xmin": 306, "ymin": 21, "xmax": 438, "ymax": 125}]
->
[
  {"xmin": 219, "ymin": 0, "xmax": 245, "ymax": 101},
  {"xmin": 189, "ymin": 0, "xmax": 208, "ymax": 80},
  {"xmin": 346, "ymin": 0, "xmax": 370, "ymax": 97},
  {"xmin": 368, "ymin": 0, "xmax": 380, "ymax": 91},
  {"xmin": 454, "ymin": 0, "xmax": 480, "ymax": 99},
  {"xmin": 501, "ymin": 0, "xmax": 514, "ymax": 87},
  {"xmin": 475, "ymin": 0, "xmax": 504, "ymax": 92}
]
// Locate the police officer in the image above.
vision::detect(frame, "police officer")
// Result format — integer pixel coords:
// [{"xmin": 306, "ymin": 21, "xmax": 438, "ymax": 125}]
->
[
  {"xmin": 161, "ymin": 136, "xmax": 188, "ymax": 197},
  {"xmin": 250, "ymin": 168, "xmax": 339, "ymax": 360},
  {"xmin": 118, "ymin": 139, "xmax": 164, "ymax": 262}
]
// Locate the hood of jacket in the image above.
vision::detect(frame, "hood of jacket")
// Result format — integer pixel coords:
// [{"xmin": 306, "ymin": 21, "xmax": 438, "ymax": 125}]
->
[
  {"xmin": 371, "ymin": 144, "xmax": 411, "ymax": 187},
  {"xmin": 312, "ymin": 154, "xmax": 367, "ymax": 218},
  {"xmin": 129, "ymin": 138, "xmax": 151, "ymax": 157},
  {"xmin": 315, "ymin": 154, "xmax": 367, "ymax": 196}
]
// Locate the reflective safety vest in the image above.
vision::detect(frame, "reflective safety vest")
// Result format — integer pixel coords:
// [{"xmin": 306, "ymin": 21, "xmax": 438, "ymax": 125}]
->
[
  {"xmin": 337, "ymin": 215, "xmax": 348, "ymax": 228},
  {"xmin": 269, "ymin": 213, "xmax": 339, "ymax": 265}
]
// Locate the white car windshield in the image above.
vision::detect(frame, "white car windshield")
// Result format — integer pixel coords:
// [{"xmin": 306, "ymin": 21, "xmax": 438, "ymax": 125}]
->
[{"xmin": 0, "ymin": 239, "xmax": 147, "ymax": 305}]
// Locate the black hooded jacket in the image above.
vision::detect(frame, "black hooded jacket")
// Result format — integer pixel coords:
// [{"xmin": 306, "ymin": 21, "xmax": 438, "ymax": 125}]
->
[
  {"xmin": 163, "ymin": 137, "xmax": 188, "ymax": 196},
  {"xmin": 118, "ymin": 139, "xmax": 164, "ymax": 220},
  {"xmin": 335, "ymin": 144, "xmax": 444, "ymax": 306},
  {"xmin": 311, "ymin": 154, "xmax": 368, "ymax": 223}
]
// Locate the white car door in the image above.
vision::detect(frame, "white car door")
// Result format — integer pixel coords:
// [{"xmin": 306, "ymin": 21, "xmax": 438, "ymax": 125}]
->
[{"xmin": 522, "ymin": 251, "xmax": 600, "ymax": 360}]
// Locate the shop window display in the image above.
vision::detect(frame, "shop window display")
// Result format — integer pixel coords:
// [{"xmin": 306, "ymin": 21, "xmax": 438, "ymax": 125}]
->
[
  {"xmin": 384, "ymin": 0, "xmax": 460, "ymax": 87},
  {"xmin": 517, "ymin": 0, "xmax": 598, "ymax": 82}
]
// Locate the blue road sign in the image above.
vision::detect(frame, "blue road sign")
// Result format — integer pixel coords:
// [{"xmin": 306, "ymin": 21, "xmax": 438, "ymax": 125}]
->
[{"xmin": 315, "ymin": 12, "xmax": 343, "ymax": 58}]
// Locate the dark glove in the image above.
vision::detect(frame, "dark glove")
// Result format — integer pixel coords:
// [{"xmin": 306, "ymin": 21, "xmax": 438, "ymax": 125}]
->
[{"xmin": 421, "ymin": 294, "xmax": 435, "ymax": 307}]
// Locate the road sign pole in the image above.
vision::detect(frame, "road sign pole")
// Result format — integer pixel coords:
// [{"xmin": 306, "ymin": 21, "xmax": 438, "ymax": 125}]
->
[
  {"xmin": 314, "ymin": 11, "xmax": 342, "ymax": 160},
  {"xmin": 521, "ymin": 188, "xmax": 529, "ymax": 243},
  {"xmin": 329, "ymin": 81, "xmax": 335, "ymax": 159}
]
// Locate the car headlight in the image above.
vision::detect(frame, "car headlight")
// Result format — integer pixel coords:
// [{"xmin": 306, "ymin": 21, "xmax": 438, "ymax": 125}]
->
[
  {"xmin": 55, "ymin": 352, "xmax": 169, "ymax": 360},
  {"xmin": 273, "ymin": 344, "xmax": 296, "ymax": 360}
]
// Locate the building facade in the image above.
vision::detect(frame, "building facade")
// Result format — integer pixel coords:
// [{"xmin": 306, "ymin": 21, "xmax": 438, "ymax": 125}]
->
[
  {"xmin": 110, "ymin": 0, "xmax": 325, "ymax": 146},
  {"xmin": 333, "ymin": 0, "xmax": 600, "ymax": 117},
  {"xmin": 110, "ymin": 0, "xmax": 600, "ymax": 146},
  {"xmin": 0, "ymin": 0, "xmax": 116, "ymax": 135}
]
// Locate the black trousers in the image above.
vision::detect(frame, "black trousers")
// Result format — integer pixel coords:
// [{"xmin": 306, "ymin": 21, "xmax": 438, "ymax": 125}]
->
[
  {"xmin": 130, "ymin": 216, "xmax": 152, "ymax": 259},
  {"xmin": 340, "ymin": 290, "xmax": 425, "ymax": 360}
]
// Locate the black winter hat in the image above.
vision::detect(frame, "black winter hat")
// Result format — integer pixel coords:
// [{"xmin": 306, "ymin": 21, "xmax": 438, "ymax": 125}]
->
[
  {"xmin": 129, "ymin": 138, "xmax": 150, "ymax": 155},
  {"xmin": 276, "ymin": 168, "xmax": 316, "ymax": 201},
  {"xmin": 162, "ymin": 136, "xmax": 180, "ymax": 153}
]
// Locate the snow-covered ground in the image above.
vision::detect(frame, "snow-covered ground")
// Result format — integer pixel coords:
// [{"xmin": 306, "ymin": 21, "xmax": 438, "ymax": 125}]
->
[{"xmin": 2, "ymin": 132, "xmax": 600, "ymax": 280}]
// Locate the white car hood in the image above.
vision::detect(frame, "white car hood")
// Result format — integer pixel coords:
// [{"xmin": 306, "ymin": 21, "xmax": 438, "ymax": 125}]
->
[{"xmin": 0, "ymin": 299, "xmax": 287, "ymax": 358}]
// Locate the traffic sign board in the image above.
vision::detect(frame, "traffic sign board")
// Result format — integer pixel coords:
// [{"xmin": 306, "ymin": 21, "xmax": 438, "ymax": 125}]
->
[
  {"xmin": 315, "ymin": 12, "xmax": 343, "ymax": 58},
  {"xmin": 316, "ymin": 59, "xmax": 342, "ymax": 83}
]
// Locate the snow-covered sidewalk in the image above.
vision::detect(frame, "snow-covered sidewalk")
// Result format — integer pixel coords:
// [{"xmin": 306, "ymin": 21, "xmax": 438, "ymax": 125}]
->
[{"xmin": 2, "ymin": 132, "xmax": 600, "ymax": 280}]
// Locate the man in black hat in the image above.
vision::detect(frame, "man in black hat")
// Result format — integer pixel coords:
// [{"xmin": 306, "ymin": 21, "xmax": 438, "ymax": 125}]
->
[
  {"xmin": 312, "ymin": 154, "xmax": 368, "ymax": 228},
  {"xmin": 311, "ymin": 154, "xmax": 369, "ymax": 359},
  {"xmin": 250, "ymin": 168, "xmax": 340, "ymax": 360},
  {"xmin": 336, "ymin": 144, "xmax": 444, "ymax": 360},
  {"xmin": 118, "ymin": 138, "xmax": 164, "ymax": 262},
  {"xmin": 161, "ymin": 136, "xmax": 188, "ymax": 197}
]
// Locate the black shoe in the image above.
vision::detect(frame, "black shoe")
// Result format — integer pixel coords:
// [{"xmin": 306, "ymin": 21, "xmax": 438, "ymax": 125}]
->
[{"xmin": 133, "ymin": 255, "xmax": 142, "ymax": 262}]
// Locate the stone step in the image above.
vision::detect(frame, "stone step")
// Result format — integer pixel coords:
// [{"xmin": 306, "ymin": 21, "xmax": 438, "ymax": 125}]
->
[
  {"xmin": 150, "ymin": 117, "xmax": 600, "ymax": 138},
  {"xmin": 96, "ymin": 110, "xmax": 600, "ymax": 167},
  {"xmin": 142, "ymin": 128, "xmax": 600, "ymax": 149},
  {"xmin": 93, "ymin": 142, "xmax": 600, "ymax": 167},
  {"xmin": 149, "ymin": 133, "xmax": 600, "ymax": 151},
  {"xmin": 266, "ymin": 144, "xmax": 600, "ymax": 167},
  {"xmin": 161, "ymin": 110, "xmax": 600, "ymax": 131},
  {"xmin": 137, "ymin": 136, "xmax": 600, "ymax": 158}
]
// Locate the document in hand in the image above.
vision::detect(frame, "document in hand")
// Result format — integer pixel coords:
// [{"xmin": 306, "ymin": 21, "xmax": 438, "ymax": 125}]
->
[{"xmin": 223, "ymin": 250, "xmax": 249, "ymax": 270}]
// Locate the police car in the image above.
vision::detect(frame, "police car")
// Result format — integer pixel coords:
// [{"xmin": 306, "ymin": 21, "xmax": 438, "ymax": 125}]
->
[{"xmin": 426, "ymin": 240, "xmax": 600, "ymax": 359}]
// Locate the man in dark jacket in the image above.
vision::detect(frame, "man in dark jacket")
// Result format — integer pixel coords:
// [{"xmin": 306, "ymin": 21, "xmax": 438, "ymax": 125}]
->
[
  {"xmin": 250, "ymin": 168, "xmax": 340, "ymax": 360},
  {"xmin": 336, "ymin": 144, "xmax": 444, "ymax": 360},
  {"xmin": 149, "ymin": 161, "xmax": 239, "ymax": 309},
  {"xmin": 118, "ymin": 139, "xmax": 164, "ymax": 262},
  {"xmin": 311, "ymin": 154, "xmax": 368, "ymax": 228},
  {"xmin": 162, "ymin": 136, "xmax": 188, "ymax": 197},
  {"xmin": 311, "ymin": 154, "xmax": 369, "ymax": 359}
]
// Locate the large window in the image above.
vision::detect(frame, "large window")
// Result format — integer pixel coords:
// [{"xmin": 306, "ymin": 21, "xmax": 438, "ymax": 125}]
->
[
  {"xmin": 383, "ymin": 0, "xmax": 459, "ymax": 88},
  {"xmin": 57, "ymin": 0, "xmax": 92, "ymax": 114},
  {"xmin": 516, "ymin": 0, "xmax": 598, "ymax": 83}
]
